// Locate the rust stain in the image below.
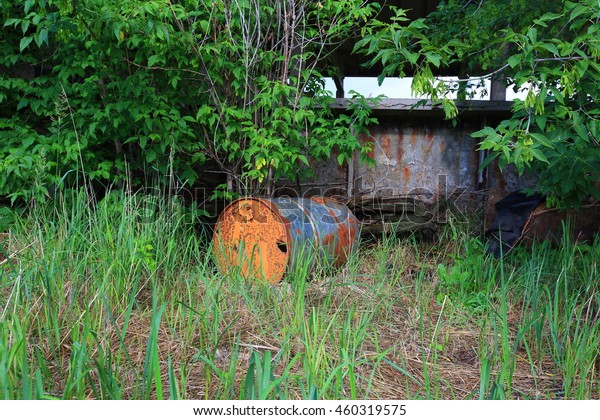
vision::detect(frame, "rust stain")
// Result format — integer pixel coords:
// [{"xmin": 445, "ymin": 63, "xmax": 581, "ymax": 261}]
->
[
  {"xmin": 382, "ymin": 134, "xmax": 391, "ymax": 156},
  {"xmin": 331, "ymin": 214, "xmax": 359, "ymax": 267},
  {"xmin": 322, "ymin": 233, "xmax": 335, "ymax": 245},
  {"xmin": 312, "ymin": 196, "xmax": 357, "ymax": 265},
  {"xmin": 491, "ymin": 162, "xmax": 507, "ymax": 192},
  {"xmin": 423, "ymin": 130, "xmax": 434, "ymax": 156},
  {"xmin": 213, "ymin": 199, "xmax": 290, "ymax": 284},
  {"xmin": 311, "ymin": 196, "xmax": 341, "ymax": 205},
  {"xmin": 397, "ymin": 138, "xmax": 404, "ymax": 164},
  {"xmin": 403, "ymin": 166, "xmax": 410, "ymax": 181},
  {"xmin": 213, "ymin": 198, "xmax": 360, "ymax": 284},
  {"xmin": 409, "ymin": 130, "xmax": 418, "ymax": 148},
  {"xmin": 335, "ymin": 228, "xmax": 348, "ymax": 266}
]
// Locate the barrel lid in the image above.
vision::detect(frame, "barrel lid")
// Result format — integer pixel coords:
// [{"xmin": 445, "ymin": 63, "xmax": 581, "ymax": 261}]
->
[{"xmin": 213, "ymin": 198, "xmax": 292, "ymax": 284}]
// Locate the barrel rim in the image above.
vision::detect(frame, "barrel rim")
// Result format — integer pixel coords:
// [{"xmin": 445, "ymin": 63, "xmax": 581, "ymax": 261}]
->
[{"xmin": 213, "ymin": 197, "xmax": 294, "ymax": 282}]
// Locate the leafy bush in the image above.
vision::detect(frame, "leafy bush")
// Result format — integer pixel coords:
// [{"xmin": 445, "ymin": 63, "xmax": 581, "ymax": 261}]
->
[
  {"xmin": 356, "ymin": 0, "xmax": 600, "ymax": 209},
  {"xmin": 1, "ymin": 0, "xmax": 380, "ymax": 203}
]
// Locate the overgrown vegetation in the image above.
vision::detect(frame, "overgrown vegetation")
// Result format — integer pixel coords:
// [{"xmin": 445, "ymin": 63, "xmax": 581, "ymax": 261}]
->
[
  {"xmin": 1, "ymin": 0, "xmax": 598, "ymax": 401},
  {"xmin": 356, "ymin": 0, "xmax": 600, "ymax": 208},
  {"xmin": 2, "ymin": 0, "xmax": 598, "ymax": 207},
  {"xmin": 1, "ymin": 0, "xmax": 379, "ymax": 203},
  {"xmin": 0, "ymin": 191, "xmax": 597, "ymax": 399}
]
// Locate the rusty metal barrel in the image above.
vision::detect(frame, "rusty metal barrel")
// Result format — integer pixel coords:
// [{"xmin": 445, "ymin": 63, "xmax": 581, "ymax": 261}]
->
[{"xmin": 212, "ymin": 197, "xmax": 360, "ymax": 284}]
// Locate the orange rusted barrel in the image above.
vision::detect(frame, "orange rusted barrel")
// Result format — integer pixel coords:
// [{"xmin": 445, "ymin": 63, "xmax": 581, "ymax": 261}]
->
[{"xmin": 212, "ymin": 197, "xmax": 360, "ymax": 284}]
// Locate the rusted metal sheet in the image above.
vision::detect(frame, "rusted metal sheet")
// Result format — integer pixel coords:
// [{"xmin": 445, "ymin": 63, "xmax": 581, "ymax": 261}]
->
[
  {"xmin": 213, "ymin": 197, "xmax": 359, "ymax": 284},
  {"xmin": 485, "ymin": 191, "xmax": 600, "ymax": 256},
  {"xmin": 521, "ymin": 203, "xmax": 600, "ymax": 246},
  {"xmin": 271, "ymin": 107, "xmax": 541, "ymax": 231},
  {"xmin": 354, "ymin": 120, "xmax": 481, "ymax": 201},
  {"xmin": 276, "ymin": 119, "xmax": 487, "ymax": 204}
]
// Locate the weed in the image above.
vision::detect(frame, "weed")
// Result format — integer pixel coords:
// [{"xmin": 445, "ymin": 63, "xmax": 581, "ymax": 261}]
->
[{"xmin": 0, "ymin": 191, "xmax": 597, "ymax": 400}]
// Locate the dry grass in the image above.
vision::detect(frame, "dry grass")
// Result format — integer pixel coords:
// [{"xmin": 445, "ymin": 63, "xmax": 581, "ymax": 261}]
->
[
  {"xmin": 21, "ymin": 242, "xmax": 576, "ymax": 399},
  {"xmin": 1, "ymin": 194, "xmax": 597, "ymax": 400}
]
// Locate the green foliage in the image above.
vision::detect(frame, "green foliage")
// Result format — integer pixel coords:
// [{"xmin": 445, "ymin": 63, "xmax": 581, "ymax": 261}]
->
[
  {"xmin": 425, "ymin": 0, "xmax": 564, "ymax": 76},
  {"xmin": 1, "ymin": 0, "xmax": 381, "ymax": 202},
  {"xmin": 0, "ymin": 205, "xmax": 19, "ymax": 232},
  {"xmin": 242, "ymin": 351, "xmax": 292, "ymax": 400},
  {"xmin": 436, "ymin": 237, "xmax": 492, "ymax": 311},
  {"xmin": 0, "ymin": 190, "xmax": 598, "ymax": 399},
  {"xmin": 1, "ymin": 0, "xmax": 201, "ymax": 202},
  {"xmin": 470, "ymin": 0, "xmax": 600, "ymax": 207},
  {"xmin": 355, "ymin": 0, "xmax": 600, "ymax": 209},
  {"xmin": 166, "ymin": 0, "xmax": 382, "ymax": 195},
  {"xmin": 354, "ymin": 7, "xmax": 461, "ymax": 118}
]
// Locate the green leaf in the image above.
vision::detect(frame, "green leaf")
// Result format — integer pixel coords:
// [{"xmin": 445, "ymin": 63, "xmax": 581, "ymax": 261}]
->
[
  {"xmin": 147, "ymin": 55, "xmax": 161, "ymax": 67},
  {"xmin": 471, "ymin": 126, "xmax": 498, "ymax": 138},
  {"xmin": 21, "ymin": 20, "xmax": 30, "ymax": 34},
  {"xmin": 535, "ymin": 115, "xmax": 547, "ymax": 131},
  {"xmin": 527, "ymin": 27, "xmax": 537, "ymax": 43},
  {"xmin": 569, "ymin": 5, "xmax": 588, "ymax": 22},
  {"xmin": 425, "ymin": 52, "xmax": 441, "ymax": 68},
  {"xmin": 478, "ymin": 133, "xmax": 502, "ymax": 150},
  {"xmin": 575, "ymin": 60, "xmax": 588, "ymax": 78},
  {"xmin": 549, "ymin": 86, "xmax": 564, "ymax": 104},
  {"xmin": 113, "ymin": 22, "xmax": 123, "ymax": 42},
  {"xmin": 146, "ymin": 148, "xmax": 157, "ymax": 163},
  {"xmin": 35, "ymin": 28, "xmax": 49, "ymax": 47},
  {"xmin": 4, "ymin": 18, "xmax": 20, "ymax": 28},
  {"xmin": 529, "ymin": 148, "xmax": 549, "ymax": 163},
  {"xmin": 529, "ymin": 133, "xmax": 551, "ymax": 147},
  {"xmin": 24, "ymin": 0, "xmax": 34, "ymax": 14},
  {"xmin": 480, "ymin": 151, "xmax": 499, "ymax": 169},
  {"xmin": 573, "ymin": 122, "xmax": 588, "ymax": 140},
  {"xmin": 507, "ymin": 55, "xmax": 521, "ymax": 68},
  {"xmin": 19, "ymin": 36, "xmax": 33, "ymax": 52},
  {"xmin": 542, "ymin": 43, "xmax": 559, "ymax": 56},
  {"xmin": 392, "ymin": 29, "xmax": 403, "ymax": 48},
  {"xmin": 297, "ymin": 155, "xmax": 309, "ymax": 166},
  {"xmin": 404, "ymin": 51, "xmax": 420, "ymax": 65}
]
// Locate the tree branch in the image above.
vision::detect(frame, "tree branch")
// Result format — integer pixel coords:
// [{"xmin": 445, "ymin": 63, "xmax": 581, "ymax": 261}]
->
[{"xmin": 440, "ymin": 56, "xmax": 587, "ymax": 83}]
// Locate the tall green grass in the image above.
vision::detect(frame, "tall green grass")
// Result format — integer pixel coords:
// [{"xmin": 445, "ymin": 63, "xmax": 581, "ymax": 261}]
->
[{"xmin": 0, "ymin": 189, "xmax": 597, "ymax": 399}]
